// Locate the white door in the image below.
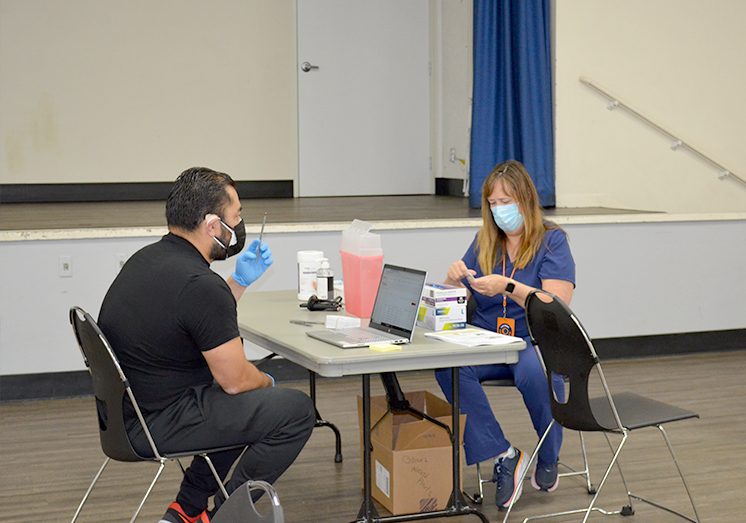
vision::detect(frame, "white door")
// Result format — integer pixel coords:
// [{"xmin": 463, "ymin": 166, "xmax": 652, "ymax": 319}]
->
[{"xmin": 297, "ymin": 1, "xmax": 430, "ymax": 197}]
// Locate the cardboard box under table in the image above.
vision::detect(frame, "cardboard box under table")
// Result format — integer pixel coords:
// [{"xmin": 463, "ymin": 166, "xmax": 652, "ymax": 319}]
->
[{"xmin": 357, "ymin": 391, "xmax": 466, "ymax": 515}]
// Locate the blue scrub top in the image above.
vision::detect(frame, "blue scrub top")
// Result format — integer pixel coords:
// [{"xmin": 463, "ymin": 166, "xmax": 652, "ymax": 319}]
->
[{"xmin": 462, "ymin": 226, "xmax": 575, "ymax": 339}]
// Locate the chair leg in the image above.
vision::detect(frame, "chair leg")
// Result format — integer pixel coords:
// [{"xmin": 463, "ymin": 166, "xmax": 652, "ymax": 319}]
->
[
  {"xmin": 73, "ymin": 454, "xmax": 234, "ymax": 523},
  {"xmin": 557, "ymin": 431, "xmax": 595, "ymax": 494},
  {"xmin": 463, "ymin": 461, "xmax": 487, "ymax": 504},
  {"xmin": 578, "ymin": 432, "xmax": 595, "ymax": 494},
  {"xmin": 129, "ymin": 460, "xmax": 167, "ymax": 523},
  {"xmin": 580, "ymin": 432, "xmax": 629, "ymax": 523},
  {"xmin": 622, "ymin": 426, "xmax": 701, "ymax": 523},
  {"xmin": 603, "ymin": 432, "xmax": 634, "ymax": 514},
  {"xmin": 71, "ymin": 457, "xmax": 110, "ymax": 523},
  {"xmin": 203, "ymin": 454, "xmax": 230, "ymax": 501},
  {"xmin": 657, "ymin": 425, "xmax": 701, "ymax": 523},
  {"xmin": 177, "ymin": 453, "xmax": 235, "ymax": 504}
]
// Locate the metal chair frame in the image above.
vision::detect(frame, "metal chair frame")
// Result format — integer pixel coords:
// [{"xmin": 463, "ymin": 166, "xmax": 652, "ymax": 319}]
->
[
  {"xmin": 70, "ymin": 307, "xmax": 244, "ymax": 523},
  {"xmin": 465, "ymin": 379, "xmax": 595, "ymax": 505},
  {"xmin": 501, "ymin": 290, "xmax": 701, "ymax": 523}
]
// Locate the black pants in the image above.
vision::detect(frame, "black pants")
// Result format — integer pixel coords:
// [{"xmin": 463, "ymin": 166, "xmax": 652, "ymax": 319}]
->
[{"xmin": 126, "ymin": 382, "xmax": 315, "ymax": 515}]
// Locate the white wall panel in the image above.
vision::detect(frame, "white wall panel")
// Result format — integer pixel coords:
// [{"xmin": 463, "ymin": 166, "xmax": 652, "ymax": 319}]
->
[{"xmin": 2, "ymin": 219, "xmax": 744, "ymax": 375}]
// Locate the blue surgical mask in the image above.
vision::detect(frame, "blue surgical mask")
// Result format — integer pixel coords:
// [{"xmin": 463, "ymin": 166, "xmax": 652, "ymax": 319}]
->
[{"xmin": 491, "ymin": 204, "xmax": 524, "ymax": 232}]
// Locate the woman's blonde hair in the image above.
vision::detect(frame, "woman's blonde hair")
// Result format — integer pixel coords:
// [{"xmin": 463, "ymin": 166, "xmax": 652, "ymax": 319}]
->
[{"xmin": 476, "ymin": 160, "xmax": 561, "ymax": 273}]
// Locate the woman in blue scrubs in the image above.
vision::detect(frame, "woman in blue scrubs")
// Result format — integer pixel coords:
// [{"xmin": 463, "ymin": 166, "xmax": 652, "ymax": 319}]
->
[{"xmin": 435, "ymin": 160, "xmax": 575, "ymax": 510}]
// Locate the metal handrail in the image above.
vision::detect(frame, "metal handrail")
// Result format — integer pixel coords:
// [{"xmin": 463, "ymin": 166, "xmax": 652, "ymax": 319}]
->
[{"xmin": 579, "ymin": 76, "xmax": 746, "ymax": 189}]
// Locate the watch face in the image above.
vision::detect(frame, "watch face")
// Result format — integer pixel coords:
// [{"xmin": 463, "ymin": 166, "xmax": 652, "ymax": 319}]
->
[{"xmin": 505, "ymin": 282, "xmax": 515, "ymax": 293}]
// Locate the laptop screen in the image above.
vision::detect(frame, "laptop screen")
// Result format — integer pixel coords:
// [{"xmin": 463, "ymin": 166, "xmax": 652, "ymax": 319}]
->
[{"xmin": 369, "ymin": 264, "xmax": 427, "ymax": 336}]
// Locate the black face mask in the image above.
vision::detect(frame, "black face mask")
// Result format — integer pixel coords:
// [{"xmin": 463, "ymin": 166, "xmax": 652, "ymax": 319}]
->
[{"xmin": 223, "ymin": 218, "xmax": 246, "ymax": 258}]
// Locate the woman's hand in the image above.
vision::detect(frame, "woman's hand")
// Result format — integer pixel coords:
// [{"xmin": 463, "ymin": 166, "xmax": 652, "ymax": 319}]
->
[
  {"xmin": 469, "ymin": 274, "xmax": 511, "ymax": 297},
  {"xmin": 445, "ymin": 260, "xmax": 476, "ymax": 286}
]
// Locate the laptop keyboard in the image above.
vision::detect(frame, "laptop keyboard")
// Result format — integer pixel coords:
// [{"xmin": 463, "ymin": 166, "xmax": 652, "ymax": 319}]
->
[{"xmin": 333, "ymin": 327, "xmax": 396, "ymax": 344}]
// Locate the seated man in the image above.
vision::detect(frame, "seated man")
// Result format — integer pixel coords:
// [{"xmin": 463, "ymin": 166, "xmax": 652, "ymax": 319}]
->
[{"xmin": 98, "ymin": 167, "xmax": 315, "ymax": 523}]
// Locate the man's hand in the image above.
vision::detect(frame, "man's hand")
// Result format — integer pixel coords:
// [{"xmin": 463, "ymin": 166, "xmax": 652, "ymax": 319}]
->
[{"xmin": 232, "ymin": 240, "xmax": 273, "ymax": 287}]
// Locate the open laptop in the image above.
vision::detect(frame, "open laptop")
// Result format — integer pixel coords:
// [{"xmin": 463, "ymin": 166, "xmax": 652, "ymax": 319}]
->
[{"xmin": 306, "ymin": 264, "xmax": 427, "ymax": 348}]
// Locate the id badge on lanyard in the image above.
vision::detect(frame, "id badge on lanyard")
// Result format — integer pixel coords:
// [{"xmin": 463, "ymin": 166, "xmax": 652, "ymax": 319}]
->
[
  {"xmin": 497, "ymin": 253, "xmax": 516, "ymax": 336},
  {"xmin": 497, "ymin": 316, "xmax": 515, "ymax": 336}
]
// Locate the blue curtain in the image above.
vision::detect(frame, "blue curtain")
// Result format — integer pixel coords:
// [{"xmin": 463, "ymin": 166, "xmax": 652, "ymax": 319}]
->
[{"xmin": 470, "ymin": 0, "xmax": 555, "ymax": 208}]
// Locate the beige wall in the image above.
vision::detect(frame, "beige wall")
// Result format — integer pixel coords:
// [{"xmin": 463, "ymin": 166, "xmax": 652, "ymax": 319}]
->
[
  {"xmin": 3, "ymin": 0, "xmax": 744, "ymax": 215},
  {"xmin": 431, "ymin": 0, "xmax": 473, "ymax": 188},
  {"xmin": 432, "ymin": 0, "xmax": 746, "ymax": 214},
  {"xmin": 0, "ymin": 0, "xmax": 298, "ymax": 184},
  {"xmin": 2, "ymin": 0, "xmax": 472, "ymax": 191},
  {"xmin": 554, "ymin": 0, "xmax": 746, "ymax": 213}
]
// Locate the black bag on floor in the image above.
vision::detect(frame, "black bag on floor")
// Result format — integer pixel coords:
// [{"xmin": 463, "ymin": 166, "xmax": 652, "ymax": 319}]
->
[{"xmin": 211, "ymin": 481, "xmax": 284, "ymax": 523}]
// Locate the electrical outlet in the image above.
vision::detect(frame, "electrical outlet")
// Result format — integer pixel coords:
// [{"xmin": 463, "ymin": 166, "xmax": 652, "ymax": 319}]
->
[
  {"xmin": 59, "ymin": 255, "xmax": 72, "ymax": 277},
  {"xmin": 115, "ymin": 254, "xmax": 127, "ymax": 270}
]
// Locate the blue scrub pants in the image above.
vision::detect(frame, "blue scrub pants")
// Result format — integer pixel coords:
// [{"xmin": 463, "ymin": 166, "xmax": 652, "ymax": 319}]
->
[{"xmin": 435, "ymin": 339, "xmax": 564, "ymax": 466}]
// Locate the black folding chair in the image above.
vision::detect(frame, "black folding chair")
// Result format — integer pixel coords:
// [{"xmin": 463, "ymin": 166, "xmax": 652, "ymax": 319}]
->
[
  {"xmin": 69, "ymin": 307, "xmax": 244, "ymax": 523},
  {"xmin": 502, "ymin": 290, "xmax": 701, "ymax": 523}
]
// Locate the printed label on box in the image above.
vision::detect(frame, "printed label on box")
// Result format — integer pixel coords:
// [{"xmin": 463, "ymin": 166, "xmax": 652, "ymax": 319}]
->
[
  {"xmin": 423, "ymin": 283, "xmax": 467, "ymax": 300},
  {"xmin": 418, "ymin": 303, "xmax": 466, "ymax": 331},
  {"xmin": 422, "ymin": 296, "xmax": 466, "ymax": 307},
  {"xmin": 376, "ymin": 460, "xmax": 391, "ymax": 498}
]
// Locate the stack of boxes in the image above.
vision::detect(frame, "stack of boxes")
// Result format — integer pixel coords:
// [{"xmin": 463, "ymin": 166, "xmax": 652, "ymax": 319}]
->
[{"xmin": 417, "ymin": 283, "xmax": 467, "ymax": 331}]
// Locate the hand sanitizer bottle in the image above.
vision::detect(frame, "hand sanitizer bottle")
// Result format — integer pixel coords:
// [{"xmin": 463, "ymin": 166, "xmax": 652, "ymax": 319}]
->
[{"xmin": 316, "ymin": 258, "xmax": 334, "ymax": 300}]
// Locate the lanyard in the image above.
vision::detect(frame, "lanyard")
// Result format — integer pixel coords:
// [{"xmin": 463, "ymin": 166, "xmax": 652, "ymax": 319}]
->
[{"xmin": 502, "ymin": 252, "xmax": 517, "ymax": 317}]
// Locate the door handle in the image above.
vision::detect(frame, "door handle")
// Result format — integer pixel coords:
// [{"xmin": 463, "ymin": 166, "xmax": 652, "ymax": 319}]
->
[{"xmin": 301, "ymin": 62, "xmax": 320, "ymax": 72}]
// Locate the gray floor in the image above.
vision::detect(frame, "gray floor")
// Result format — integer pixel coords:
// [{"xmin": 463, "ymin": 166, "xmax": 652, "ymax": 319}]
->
[
  {"xmin": 2, "ymin": 350, "xmax": 743, "ymax": 522},
  {"xmin": 0, "ymin": 196, "xmax": 652, "ymax": 231}
]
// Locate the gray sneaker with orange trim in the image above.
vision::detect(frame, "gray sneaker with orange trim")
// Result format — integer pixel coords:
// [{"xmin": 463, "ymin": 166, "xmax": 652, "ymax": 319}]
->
[{"xmin": 493, "ymin": 448, "xmax": 529, "ymax": 509}]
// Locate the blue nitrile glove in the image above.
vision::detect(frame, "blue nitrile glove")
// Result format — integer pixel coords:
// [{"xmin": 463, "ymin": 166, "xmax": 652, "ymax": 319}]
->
[{"xmin": 232, "ymin": 240, "xmax": 273, "ymax": 287}]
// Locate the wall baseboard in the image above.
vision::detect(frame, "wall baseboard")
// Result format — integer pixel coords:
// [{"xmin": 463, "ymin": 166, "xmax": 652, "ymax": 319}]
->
[
  {"xmin": 0, "ymin": 181, "xmax": 293, "ymax": 203},
  {"xmin": 435, "ymin": 178, "xmax": 465, "ymax": 197},
  {"xmin": 2, "ymin": 329, "xmax": 743, "ymax": 402},
  {"xmin": 592, "ymin": 329, "xmax": 745, "ymax": 360},
  {"xmin": 0, "ymin": 357, "xmax": 309, "ymax": 402}
]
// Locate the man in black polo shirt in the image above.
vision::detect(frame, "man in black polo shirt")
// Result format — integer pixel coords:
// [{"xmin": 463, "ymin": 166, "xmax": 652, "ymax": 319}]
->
[{"xmin": 98, "ymin": 167, "xmax": 315, "ymax": 523}]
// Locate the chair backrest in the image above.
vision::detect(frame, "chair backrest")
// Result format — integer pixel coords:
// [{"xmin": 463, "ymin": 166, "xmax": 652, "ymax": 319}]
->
[
  {"xmin": 70, "ymin": 307, "xmax": 149, "ymax": 462},
  {"xmin": 524, "ymin": 290, "xmax": 620, "ymax": 432}
]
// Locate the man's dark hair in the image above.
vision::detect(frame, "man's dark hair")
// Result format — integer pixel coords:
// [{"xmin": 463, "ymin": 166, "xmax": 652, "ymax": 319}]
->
[{"xmin": 166, "ymin": 167, "xmax": 236, "ymax": 231}]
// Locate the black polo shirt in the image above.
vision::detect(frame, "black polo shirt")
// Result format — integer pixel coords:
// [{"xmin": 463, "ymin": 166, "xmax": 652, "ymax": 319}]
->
[{"xmin": 98, "ymin": 233, "xmax": 239, "ymax": 411}]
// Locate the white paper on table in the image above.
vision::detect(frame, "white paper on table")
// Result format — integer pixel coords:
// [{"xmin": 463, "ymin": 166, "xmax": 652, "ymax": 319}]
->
[{"xmin": 424, "ymin": 328, "xmax": 521, "ymax": 347}]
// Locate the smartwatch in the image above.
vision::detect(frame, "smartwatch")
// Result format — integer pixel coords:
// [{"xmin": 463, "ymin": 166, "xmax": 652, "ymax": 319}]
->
[{"xmin": 505, "ymin": 281, "xmax": 515, "ymax": 294}]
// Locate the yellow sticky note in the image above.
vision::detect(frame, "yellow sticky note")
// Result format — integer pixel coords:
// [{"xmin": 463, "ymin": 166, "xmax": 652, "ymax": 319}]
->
[{"xmin": 369, "ymin": 343, "xmax": 402, "ymax": 352}]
